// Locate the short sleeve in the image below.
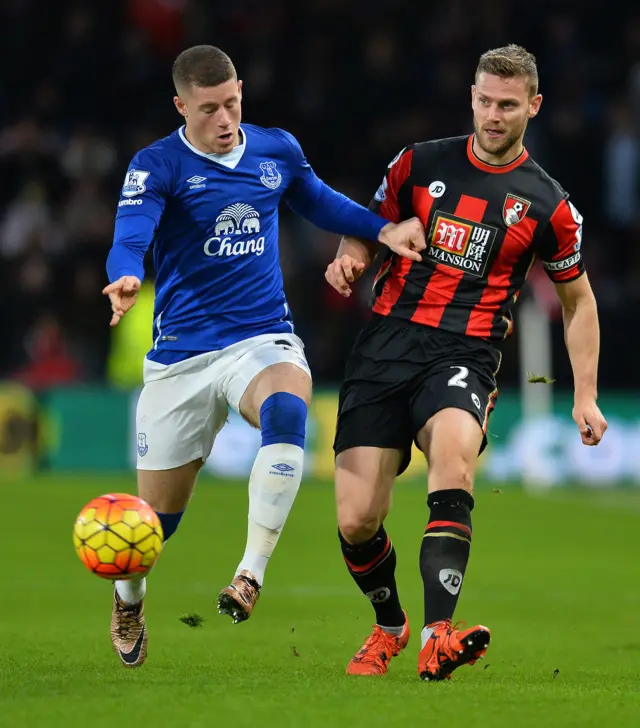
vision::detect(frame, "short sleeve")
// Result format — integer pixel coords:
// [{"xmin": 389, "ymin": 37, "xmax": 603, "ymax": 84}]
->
[
  {"xmin": 368, "ymin": 147, "xmax": 414, "ymax": 222},
  {"xmin": 538, "ymin": 197, "xmax": 585, "ymax": 283}
]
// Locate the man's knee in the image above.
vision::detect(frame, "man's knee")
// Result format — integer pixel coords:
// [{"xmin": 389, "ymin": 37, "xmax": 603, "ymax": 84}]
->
[
  {"xmin": 336, "ymin": 476, "xmax": 391, "ymax": 545},
  {"xmin": 260, "ymin": 391, "xmax": 308, "ymax": 449},
  {"xmin": 335, "ymin": 448, "xmax": 397, "ymax": 544},
  {"xmin": 338, "ymin": 508, "xmax": 386, "ymax": 545},
  {"xmin": 137, "ymin": 459, "xmax": 200, "ymax": 514},
  {"xmin": 137, "ymin": 461, "xmax": 201, "ymax": 542},
  {"xmin": 241, "ymin": 363, "xmax": 312, "ymax": 426},
  {"xmin": 428, "ymin": 459, "xmax": 475, "ymax": 493},
  {"xmin": 419, "ymin": 408, "xmax": 482, "ymax": 493}
]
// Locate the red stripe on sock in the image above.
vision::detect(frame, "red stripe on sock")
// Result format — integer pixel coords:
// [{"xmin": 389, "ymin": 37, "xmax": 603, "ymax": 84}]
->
[
  {"xmin": 344, "ymin": 536, "xmax": 391, "ymax": 574},
  {"xmin": 425, "ymin": 520, "xmax": 472, "ymax": 538}
]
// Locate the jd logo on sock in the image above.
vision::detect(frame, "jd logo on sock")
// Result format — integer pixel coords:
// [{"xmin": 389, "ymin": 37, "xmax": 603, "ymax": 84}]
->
[
  {"xmin": 439, "ymin": 569, "xmax": 463, "ymax": 595},
  {"xmin": 366, "ymin": 587, "xmax": 391, "ymax": 603}
]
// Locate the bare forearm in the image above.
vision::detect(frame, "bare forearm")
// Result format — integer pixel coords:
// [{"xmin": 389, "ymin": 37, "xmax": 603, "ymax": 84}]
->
[
  {"xmin": 336, "ymin": 236, "xmax": 380, "ymax": 268},
  {"xmin": 563, "ymin": 297, "xmax": 599, "ymax": 399},
  {"xmin": 553, "ymin": 276, "xmax": 607, "ymax": 445}
]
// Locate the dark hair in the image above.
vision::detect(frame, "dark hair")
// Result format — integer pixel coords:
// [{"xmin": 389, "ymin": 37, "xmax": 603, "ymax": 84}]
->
[
  {"xmin": 172, "ymin": 45, "xmax": 237, "ymax": 93},
  {"xmin": 476, "ymin": 44, "xmax": 539, "ymax": 96}
]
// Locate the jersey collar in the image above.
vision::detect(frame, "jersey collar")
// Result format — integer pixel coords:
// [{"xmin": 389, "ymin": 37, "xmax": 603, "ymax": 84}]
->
[
  {"xmin": 178, "ymin": 125, "xmax": 247, "ymax": 169},
  {"xmin": 467, "ymin": 134, "xmax": 528, "ymax": 174}
]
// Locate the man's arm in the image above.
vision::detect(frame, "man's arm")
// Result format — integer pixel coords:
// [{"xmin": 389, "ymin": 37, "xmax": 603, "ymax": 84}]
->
[
  {"xmin": 326, "ymin": 145, "xmax": 414, "ymax": 297},
  {"xmin": 554, "ymin": 275, "xmax": 599, "ymax": 402},
  {"xmin": 325, "ymin": 235, "xmax": 380, "ymax": 297},
  {"xmin": 337, "ymin": 235, "xmax": 380, "ymax": 267},
  {"xmin": 104, "ymin": 153, "xmax": 169, "ymax": 326},
  {"xmin": 103, "ymin": 217, "xmax": 154, "ymax": 326},
  {"xmin": 281, "ymin": 131, "xmax": 423, "ymax": 260},
  {"xmin": 554, "ymin": 274, "xmax": 607, "ymax": 446},
  {"xmin": 538, "ymin": 195, "xmax": 607, "ymax": 445},
  {"xmin": 106, "ymin": 216, "xmax": 156, "ymax": 283}
]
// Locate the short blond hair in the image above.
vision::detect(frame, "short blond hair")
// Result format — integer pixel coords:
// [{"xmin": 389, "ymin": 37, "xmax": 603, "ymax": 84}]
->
[{"xmin": 476, "ymin": 44, "xmax": 539, "ymax": 96}]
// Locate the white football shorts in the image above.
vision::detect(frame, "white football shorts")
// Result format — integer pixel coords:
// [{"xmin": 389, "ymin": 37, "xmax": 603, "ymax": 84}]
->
[{"xmin": 135, "ymin": 332, "xmax": 311, "ymax": 470}]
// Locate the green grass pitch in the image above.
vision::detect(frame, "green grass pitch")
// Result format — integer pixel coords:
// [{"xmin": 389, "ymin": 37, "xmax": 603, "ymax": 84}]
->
[{"xmin": 0, "ymin": 475, "xmax": 638, "ymax": 727}]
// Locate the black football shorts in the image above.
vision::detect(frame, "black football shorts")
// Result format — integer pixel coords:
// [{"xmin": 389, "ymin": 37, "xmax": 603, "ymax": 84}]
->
[{"xmin": 333, "ymin": 314, "xmax": 502, "ymax": 475}]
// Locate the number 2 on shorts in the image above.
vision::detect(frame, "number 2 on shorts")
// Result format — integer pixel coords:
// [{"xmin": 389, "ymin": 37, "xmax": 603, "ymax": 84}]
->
[{"xmin": 447, "ymin": 366, "xmax": 469, "ymax": 389}]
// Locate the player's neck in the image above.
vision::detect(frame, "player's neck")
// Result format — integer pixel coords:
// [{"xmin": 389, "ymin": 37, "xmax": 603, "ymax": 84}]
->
[
  {"xmin": 183, "ymin": 125, "xmax": 242, "ymax": 155},
  {"xmin": 471, "ymin": 134, "xmax": 525, "ymax": 167}
]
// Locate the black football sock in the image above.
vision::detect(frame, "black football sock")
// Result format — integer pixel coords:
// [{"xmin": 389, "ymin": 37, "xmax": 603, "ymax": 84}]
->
[
  {"xmin": 420, "ymin": 489, "xmax": 474, "ymax": 626},
  {"xmin": 339, "ymin": 525, "xmax": 405, "ymax": 629}
]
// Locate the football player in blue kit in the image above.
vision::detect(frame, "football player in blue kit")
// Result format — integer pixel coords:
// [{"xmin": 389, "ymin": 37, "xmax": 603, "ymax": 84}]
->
[{"xmin": 103, "ymin": 44, "xmax": 426, "ymax": 667}]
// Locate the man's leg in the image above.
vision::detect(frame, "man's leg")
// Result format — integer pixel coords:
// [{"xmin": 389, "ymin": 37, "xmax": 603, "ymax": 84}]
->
[
  {"xmin": 217, "ymin": 360, "xmax": 311, "ymax": 622},
  {"xmin": 112, "ymin": 352, "xmax": 226, "ymax": 666},
  {"xmin": 415, "ymin": 407, "xmax": 491, "ymax": 681},
  {"xmin": 111, "ymin": 462, "xmax": 201, "ymax": 668},
  {"xmin": 330, "ymin": 315, "xmax": 417, "ymax": 675},
  {"xmin": 114, "ymin": 462, "xmax": 200, "ymax": 604},
  {"xmin": 336, "ymin": 446, "xmax": 411, "ymax": 676}
]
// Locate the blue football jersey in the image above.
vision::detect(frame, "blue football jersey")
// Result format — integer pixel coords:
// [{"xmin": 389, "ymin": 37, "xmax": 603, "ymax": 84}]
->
[{"xmin": 108, "ymin": 123, "xmax": 386, "ymax": 358}]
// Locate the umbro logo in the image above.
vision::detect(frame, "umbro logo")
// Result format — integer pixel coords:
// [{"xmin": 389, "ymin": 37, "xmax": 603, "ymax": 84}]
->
[
  {"xmin": 187, "ymin": 175, "xmax": 206, "ymax": 189},
  {"xmin": 269, "ymin": 462, "xmax": 296, "ymax": 478}
]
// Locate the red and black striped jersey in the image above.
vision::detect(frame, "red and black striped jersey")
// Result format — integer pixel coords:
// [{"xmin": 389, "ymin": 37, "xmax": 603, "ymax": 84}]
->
[{"xmin": 370, "ymin": 135, "xmax": 585, "ymax": 343}]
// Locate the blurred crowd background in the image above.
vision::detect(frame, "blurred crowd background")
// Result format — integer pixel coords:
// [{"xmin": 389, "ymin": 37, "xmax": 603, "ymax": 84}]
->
[{"xmin": 1, "ymin": 0, "xmax": 638, "ymax": 391}]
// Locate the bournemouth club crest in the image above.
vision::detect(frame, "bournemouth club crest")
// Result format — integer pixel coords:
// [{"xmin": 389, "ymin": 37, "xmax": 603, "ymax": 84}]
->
[{"xmin": 503, "ymin": 194, "xmax": 531, "ymax": 226}]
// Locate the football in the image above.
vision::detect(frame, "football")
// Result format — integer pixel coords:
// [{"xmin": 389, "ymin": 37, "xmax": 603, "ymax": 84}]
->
[{"xmin": 73, "ymin": 493, "xmax": 164, "ymax": 580}]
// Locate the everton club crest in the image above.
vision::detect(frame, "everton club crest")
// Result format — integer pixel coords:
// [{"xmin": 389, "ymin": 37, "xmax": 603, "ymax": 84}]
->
[
  {"xmin": 503, "ymin": 194, "xmax": 531, "ymax": 226},
  {"xmin": 259, "ymin": 161, "xmax": 282, "ymax": 189},
  {"xmin": 137, "ymin": 432, "xmax": 149, "ymax": 457}
]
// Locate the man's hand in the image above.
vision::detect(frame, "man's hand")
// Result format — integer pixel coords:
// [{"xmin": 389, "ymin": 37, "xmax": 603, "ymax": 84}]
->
[
  {"xmin": 102, "ymin": 276, "xmax": 142, "ymax": 327},
  {"xmin": 325, "ymin": 255, "xmax": 366, "ymax": 298},
  {"xmin": 378, "ymin": 217, "xmax": 426, "ymax": 262},
  {"xmin": 573, "ymin": 396, "xmax": 607, "ymax": 446}
]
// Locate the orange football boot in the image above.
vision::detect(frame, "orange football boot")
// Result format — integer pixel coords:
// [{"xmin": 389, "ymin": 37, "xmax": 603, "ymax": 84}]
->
[
  {"xmin": 346, "ymin": 612, "xmax": 410, "ymax": 676},
  {"xmin": 418, "ymin": 619, "xmax": 490, "ymax": 681}
]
